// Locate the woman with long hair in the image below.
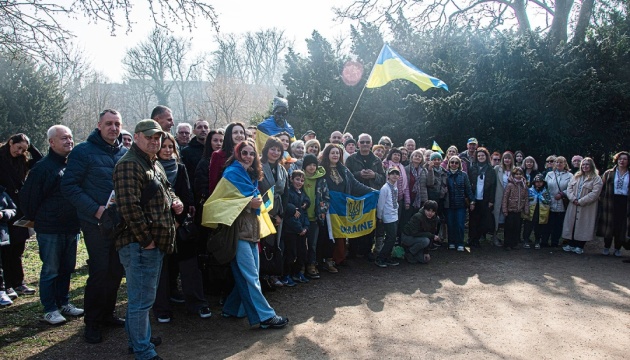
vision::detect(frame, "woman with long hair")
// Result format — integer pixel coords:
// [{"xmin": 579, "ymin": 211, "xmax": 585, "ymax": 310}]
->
[
  {"xmin": 467, "ymin": 147, "xmax": 497, "ymax": 248},
  {"xmin": 0, "ymin": 133, "xmax": 43, "ymax": 298},
  {"xmin": 206, "ymin": 140, "xmax": 289, "ymax": 329},
  {"xmin": 204, "ymin": 122, "xmax": 247, "ymax": 198},
  {"xmin": 441, "ymin": 145, "xmax": 468, "ymax": 173},
  {"xmin": 562, "ymin": 158, "xmax": 603, "ymax": 254},
  {"xmin": 514, "ymin": 150, "xmax": 525, "ymax": 168},
  {"xmin": 543, "ymin": 156, "xmax": 572, "ymax": 248},
  {"xmin": 597, "ymin": 151, "xmax": 629, "ymax": 257},
  {"xmin": 154, "ymin": 133, "xmax": 210, "ymax": 322},
  {"xmin": 320, "ymin": 144, "xmax": 374, "ymax": 267},
  {"xmin": 492, "ymin": 151, "xmax": 515, "ymax": 246},
  {"xmin": 522, "ymin": 156, "xmax": 539, "ymax": 188},
  {"xmin": 193, "ymin": 129, "xmax": 224, "ymax": 204},
  {"xmin": 258, "ymin": 136, "xmax": 289, "ymax": 287}
]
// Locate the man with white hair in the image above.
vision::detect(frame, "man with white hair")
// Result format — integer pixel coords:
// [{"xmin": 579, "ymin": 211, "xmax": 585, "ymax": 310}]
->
[
  {"xmin": 404, "ymin": 139, "xmax": 416, "ymax": 153},
  {"xmin": 176, "ymin": 123, "xmax": 192, "ymax": 148},
  {"xmin": 21, "ymin": 125, "xmax": 83, "ymax": 325}
]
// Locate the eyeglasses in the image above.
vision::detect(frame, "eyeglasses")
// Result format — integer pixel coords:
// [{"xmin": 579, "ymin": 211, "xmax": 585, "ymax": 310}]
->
[
  {"xmin": 241, "ymin": 150, "xmax": 256, "ymax": 157},
  {"xmin": 492, "ymin": 158, "xmax": 500, "ymax": 161},
  {"xmin": 359, "ymin": 141, "xmax": 371, "ymax": 145},
  {"xmin": 450, "ymin": 161, "xmax": 460, "ymax": 164},
  {"xmin": 546, "ymin": 160, "xmax": 554, "ymax": 163}
]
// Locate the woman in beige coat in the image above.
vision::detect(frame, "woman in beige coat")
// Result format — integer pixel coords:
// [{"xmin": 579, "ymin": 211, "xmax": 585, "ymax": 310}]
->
[
  {"xmin": 492, "ymin": 151, "xmax": 515, "ymax": 246},
  {"xmin": 562, "ymin": 158, "xmax": 603, "ymax": 254}
]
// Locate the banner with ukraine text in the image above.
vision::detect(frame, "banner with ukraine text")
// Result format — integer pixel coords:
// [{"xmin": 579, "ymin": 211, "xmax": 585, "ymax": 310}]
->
[{"xmin": 328, "ymin": 190, "xmax": 379, "ymax": 239}]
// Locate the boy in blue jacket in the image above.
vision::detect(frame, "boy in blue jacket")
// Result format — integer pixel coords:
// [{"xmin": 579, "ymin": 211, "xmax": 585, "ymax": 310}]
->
[{"xmin": 282, "ymin": 170, "xmax": 311, "ymax": 285}]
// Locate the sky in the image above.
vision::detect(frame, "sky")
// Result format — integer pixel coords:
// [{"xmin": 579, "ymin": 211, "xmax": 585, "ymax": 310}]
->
[{"xmin": 64, "ymin": 0, "xmax": 351, "ymax": 82}]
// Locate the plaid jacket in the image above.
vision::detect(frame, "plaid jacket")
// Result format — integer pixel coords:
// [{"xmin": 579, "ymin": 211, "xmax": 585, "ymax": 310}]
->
[{"xmin": 113, "ymin": 144, "xmax": 178, "ymax": 254}]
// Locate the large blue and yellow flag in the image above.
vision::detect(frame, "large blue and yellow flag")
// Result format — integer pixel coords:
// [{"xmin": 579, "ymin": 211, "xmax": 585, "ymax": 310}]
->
[
  {"xmin": 255, "ymin": 117, "xmax": 296, "ymax": 152},
  {"xmin": 202, "ymin": 161, "xmax": 276, "ymax": 238},
  {"xmin": 328, "ymin": 190, "xmax": 379, "ymax": 239},
  {"xmin": 366, "ymin": 44, "xmax": 448, "ymax": 92}
]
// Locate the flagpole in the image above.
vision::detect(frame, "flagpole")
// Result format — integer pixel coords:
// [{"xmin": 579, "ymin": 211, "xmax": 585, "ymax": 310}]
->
[
  {"xmin": 343, "ymin": 83, "xmax": 368, "ymax": 134},
  {"xmin": 343, "ymin": 44, "xmax": 385, "ymax": 134}
]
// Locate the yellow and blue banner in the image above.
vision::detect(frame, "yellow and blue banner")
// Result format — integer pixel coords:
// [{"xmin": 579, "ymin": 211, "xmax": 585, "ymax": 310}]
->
[
  {"xmin": 328, "ymin": 190, "xmax": 379, "ymax": 239},
  {"xmin": 255, "ymin": 117, "xmax": 296, "ymax": 152},
  {"xmin": 432, "ymin": 141, "xmax": 444, "ymax": 154},
  {"xmin": 202, "ymin": 161, "xmax": 276, "ymax": 238},
  {"xmin": 366, "ymin": 44, "xmax": 448, "ymax": 92}
]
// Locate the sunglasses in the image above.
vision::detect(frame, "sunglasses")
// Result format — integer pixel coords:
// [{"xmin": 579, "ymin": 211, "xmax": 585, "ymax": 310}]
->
[
  {"xmin": 359, "ymin": 141, "xmax": 370, "ymax": 145},
  {"xmin": 546, "ymin": 160, "xmax": 554, "ymax": 163},
  {"xmin": 492, "ymin": 158, "xmax": 500, "ymax": 161},
  {"xmin": 450, "ymin": 161, "xmax": 460, "ymax": 164},
  {"xmin": 241, "ymin": 150, "xmax": 256, "ymax": 157}
]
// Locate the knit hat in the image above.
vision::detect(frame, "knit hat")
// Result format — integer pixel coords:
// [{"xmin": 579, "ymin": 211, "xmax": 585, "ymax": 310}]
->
[
  {"xmin": 272, "ymin": 97, "xmax": 288, "ymax": 112},
  {"xmin": 301, "ymin": 130, "xmax": 316, "ymax": 141},
  {"xmin": 302, "ymin": 154, "xmax": 318, "ymax": 170},
  {"xmin": 344, "ymin": 138, "xmax": 356, "ymax": 147},
  {"xmin": 430, "ymin": 152, "xmax": 443, "ymax": 161},
  {"xmin": 533, "ymin": 173, "xmax": 545, "ymax": 183}
]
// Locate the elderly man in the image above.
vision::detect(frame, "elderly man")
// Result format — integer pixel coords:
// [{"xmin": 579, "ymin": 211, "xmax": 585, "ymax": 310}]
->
[
  {"xmin": 329, "ymin": 131, "xmax": 343, "ymax": 145},
  {"xmin": 459, "ymin": 137, "xmax": 478, "ymax": 172},
  {"xmin": 345, "ymin": 133, "xmax": 387, "ymax": 258},
  {"xmin": 61, "ymin": 109, "xmax": 127, "ymax": 343},
  {"xmin": 176, "ymin": 123, "xmax": 192, "ymax": 148},
  {"xmin": 404, "ymin": 139, "xmax": 416, "ymax": 153},
  {"xmin": 301, "ymin": 130, "xmax": 316, "ymax": 142},
  {"xmin": 114, "ymin": 119, "xmax": 183, "ymax": 360},
  {"xmin": 151, "ymin": 105, "xmax": 174, "ymax": 133},
  {"xmin": 121, "ymin": 130, "xmax": 133, "ymax": 149},
  {"xmin": 181, "ymin": 119, "xmax": 209, "ymax": 178},
  {"xmin": 21, "ymin": 125, "xmax": 83, "ymax": 325}
]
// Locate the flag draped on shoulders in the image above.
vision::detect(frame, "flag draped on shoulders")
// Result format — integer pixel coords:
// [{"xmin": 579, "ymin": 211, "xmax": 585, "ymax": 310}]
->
[
  {"xmin": 366, "ymin": 44, "xmax": 448, "ymax": 92},
  {"xmin": 255, "ymin": 116, "xmax": 296, "ymax": 152},
  {"xmin": 327, "ymin": 190, "xmax": 379, "ymax": 239},
  {"xmin": 202, "ymin": 161, "xmax": 276, "ymax": 237}
]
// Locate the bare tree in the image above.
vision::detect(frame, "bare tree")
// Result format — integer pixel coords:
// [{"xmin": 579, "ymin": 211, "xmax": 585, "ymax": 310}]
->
[
  {"xmin": 0, "ymin": 0, "xmax": 218, "ymax": 63},
  {"xmin": 170, "ymin": 41, "xmax": 203, "ymax": 122}
]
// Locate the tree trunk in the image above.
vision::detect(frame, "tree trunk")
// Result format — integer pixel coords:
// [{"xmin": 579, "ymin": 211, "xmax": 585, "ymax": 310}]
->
[
  {"xmin": 548, "ymin": 0, "xmax": 575, "ymax": 49},
  {"xmin": 571, "ymin": 0, "xmax": 596, "ymax": 45},
  {"xmin": 513, "ymin": 0, "xmax": 532, "ymax": 34}
]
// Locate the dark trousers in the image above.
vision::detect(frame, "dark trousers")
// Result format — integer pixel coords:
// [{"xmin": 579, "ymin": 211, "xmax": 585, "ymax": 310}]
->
[
  {"xmin": 604, "ymin": 195, "xmax": 628, "ymax": 250},
  {"xmin": 155, "ymin": 254, "xmax": 208, "ymax": 317},
  {"xmin": 0, "ymin": 225, "xmax": 30, "ymax": 288},
  {"xmin": 349, "ymin": 231, "xmax": 374, "ymax": 257},
  {"xmin": 468, "ymin": 199, "xmax": 492, "ymax": 242},
  {"xmin": 569, "ymin": 239, "xmax": 586, "ymax": 249},
  {"xmin": 503, "ymin": 212, "xmax": 522, "ymax": 248},
  {"xmin": 542, "ymin": 211, "xmax": 565, "ymax": 247},
  {"xmin": 377, "ymin": 221, "xmax": 398, "ymax": 261},
  {"xmin": 522, "ymin": 204, "xmax": 547, "ymax": 245},
  {"xmin": 81, "ymin": 220, "xmax": 124, "ymax": 325},
  {"xmin": 282, "ymin": 232, "xmax": 307, "ymax": 275}
]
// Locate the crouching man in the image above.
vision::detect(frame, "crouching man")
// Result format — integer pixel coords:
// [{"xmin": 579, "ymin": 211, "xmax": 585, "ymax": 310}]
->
[
  {"xmin": 113, "ymin": 119, "xmax": 183, "ymax": 360},
  {"xmin": 401, "ymin": 200, "xmax": 439, "ymax": 264}
]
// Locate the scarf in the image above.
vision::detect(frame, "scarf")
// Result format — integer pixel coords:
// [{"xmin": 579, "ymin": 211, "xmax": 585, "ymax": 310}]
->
[
  {"xmin": 410, "ymin": 164, "xmax": 425, "ymax": 208},
  {"xmin": 159, "ymin": 158, "xmax": 178, "ymax": 185}
]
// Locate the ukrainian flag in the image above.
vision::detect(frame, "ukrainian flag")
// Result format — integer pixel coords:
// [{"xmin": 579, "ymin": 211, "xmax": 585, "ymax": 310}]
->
[
  {"xmin": 366, "ymin": 44, "xmax": 448, "ymax": 92},
  {"xmin": 255, "ymin": 117, "xmax": 296, "ymax": 153},
  {"xmin": 202, "ymin": 161, "xmax": 276, "ymax": 238},
  {"xmin": 328, "ymin": 191, "xmax": 379, "ymax": 239},
  {"xmin": 432, "ymin": 141, "xmax": 444, "ymax": 154}
]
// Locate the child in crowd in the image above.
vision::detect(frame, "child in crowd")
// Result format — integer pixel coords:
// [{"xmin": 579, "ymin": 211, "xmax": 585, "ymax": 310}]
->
[
  {"xmin": 282, "ymin": 170, "xmax": 311, "ymax": 285},
  {"xmin": 375, "ymin": 167, "xmax": 401, "ymax": 268},
  {"xmin": 401, "ymin": 200, "xmax": 439, "ymax": 264},
  {"xmin": 0, "ymin": 185, "xmax": 17, "ymax": 306},
  {"xmin": 501, "ymin": 167, "xmax": 529, "ymax": 250},
  {"xmin": 302, "ymin": 154, "xmax": 330, "ymax": 277},
  {"xmin": 523, "ymin": 173, "xmax": 551, "ymax": 249}
]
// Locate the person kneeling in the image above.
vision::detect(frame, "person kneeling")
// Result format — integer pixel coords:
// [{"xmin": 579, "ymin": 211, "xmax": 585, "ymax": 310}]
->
[{"xmin": 401, "ymin": 200, "xmax": 439, "ymax": 264}]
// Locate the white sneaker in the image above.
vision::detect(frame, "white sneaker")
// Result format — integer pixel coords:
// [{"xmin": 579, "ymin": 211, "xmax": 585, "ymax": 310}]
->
[
  {"xmin": 0, "ymin": 291, "xmax": 13, "ymax": 306},
  {"xmin": 602, "ymin": 248, "xmax": 610, "ymax": 256},
  {"xmin": 44, "ymin": 310, "xmax": 67, "ymax": 325},
  {"xmin": 563, "ymin": 245, "xmax": 575, "ymax": 252},
  {"xmin": 448, "ymin": 244, "xmax": 456, "ymax": 250},
  {"xmin": 457, "ymin": 246, "xmax": 465, "ymax": 252},
  {"xmin": 573, "ymin": 247, "xmax": 584, "ymax": 255},
  {"xmin": 61, "ymin": 303, "xmax": 84, "ymax": 316},
  {"xmin": 614, "ymin": 249, "xmax": 622, "ymax": 257}
]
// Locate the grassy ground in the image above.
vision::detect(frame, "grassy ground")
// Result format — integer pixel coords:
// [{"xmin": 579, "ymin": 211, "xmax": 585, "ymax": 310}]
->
[{"xmin": 0, "ymin": 237, "xmax": 125, "ymax": 359}]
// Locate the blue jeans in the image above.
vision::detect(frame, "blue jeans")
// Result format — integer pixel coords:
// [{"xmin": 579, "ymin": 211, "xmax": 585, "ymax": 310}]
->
[
  {"xmin": 447, "ymin": 208, "xmax": 466, "ymax": 247},
  {"xmin": 223, "ymin": 240, "xmax": 276, "ymax": 326},
  {"xmin": 118, "ymin": 243, "xmax": 163, "ymax": 360},
  {"xmin": 37, "ymin": 233, "xmax": 79, "ymax": 313}
]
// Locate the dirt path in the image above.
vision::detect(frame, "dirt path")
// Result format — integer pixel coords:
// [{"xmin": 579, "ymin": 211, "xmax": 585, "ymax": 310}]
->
[{"xmin": 27, "ymin": 240, "xmax": 630, "ymax": 359}]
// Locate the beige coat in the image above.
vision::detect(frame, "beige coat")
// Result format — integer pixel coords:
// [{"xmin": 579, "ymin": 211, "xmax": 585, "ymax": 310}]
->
[
  {"xmin": 562, "ymin": 174, "xmax": 603, "ymax": 241},
  {"xmin": 493, "ymin": 165, "xmax": 510, "ymax": 230}
]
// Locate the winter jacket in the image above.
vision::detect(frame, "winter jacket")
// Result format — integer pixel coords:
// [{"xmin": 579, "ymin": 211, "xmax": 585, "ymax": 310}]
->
[
  {"xmin": 403, "ymin": 207, "xmax": 438, "ymax": 239},
  {"xmin": 562, "ymin": 174, "xmax": 603, "ymax": 241},
  {"xmin": 0, "ymin": 143, "xmax": 43, "ymax": 222},
  {"xmin": 20, "ymin": 149, "xmax": 80, "ymax": 234},
  {"xmin": 180, "ymin": 137, "xmax": 204, "ymax": 181},
  {"xmin": 259, "ymin": 161, "xmax": 288, "ymax": 218},
  {"xmin": 61, "ymin": 129, "xmax": 127, "ymax": 225},
  {"xmin": 525, "ymin": 184, "xmax": 552, "ymax": 224},
  {"xmin": 545, "ymin": 170, "xmax": 572, "ymax": 212},
  {"xmin": 283, "ymin": 185, "xmax": 310, "ymax": 234},
  {"xmin": 0, "ymin": 185, "xmax": 17, "ymax": 243},
  {"xmin": 304, "ymin": 166, "xmax": 330, "ymax": 224},
  {"xmin": 345, "ymin": 151, "xmax": 386, "ymax": 190},
  {"xmin": 493, "ymin": 165, "xmax": 511, "ymax": 230},
  {"xmin": 501, "ymin": 176, "xmax": 528, "ymax": 214},
  {"xmin": 468, "ymin": 162, "xmax": 497, "ymax": 203},
  {"xmin": 406, "ymin": 163, "xmax": 434, "ymax": 209},
  {"xmin": 445, "ymin": 170, "xmax": 474, "ymax": 209},
  {"xmin": 324, "ymin": 165, "xmax": 375, "ymax": 197},
  {"xmin": 597, "ymin": 166, "xmax": 630, "ymax": 239}
]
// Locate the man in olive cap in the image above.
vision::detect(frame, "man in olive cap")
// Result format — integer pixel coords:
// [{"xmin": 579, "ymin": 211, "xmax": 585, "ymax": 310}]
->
[{"xmin": 113, "ymin": 119, "xmax": 184, "ymax": 360}]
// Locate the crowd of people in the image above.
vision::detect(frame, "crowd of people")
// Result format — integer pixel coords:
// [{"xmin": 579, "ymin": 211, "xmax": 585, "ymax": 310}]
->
[{"xmin": 0, "ymin": 97, "xmax": 628, "ymax": 360}]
